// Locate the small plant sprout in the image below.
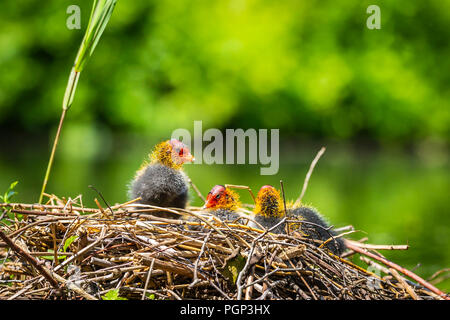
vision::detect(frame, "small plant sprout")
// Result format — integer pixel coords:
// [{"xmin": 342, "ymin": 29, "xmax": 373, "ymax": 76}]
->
[
  {"xmin": 38, "ymin": 0, "xmax": 118, "ymax": 204},
  {"xmin": 102, "ymin": 289, "xmax": 127, "ymax": 300},
  {"xmin": 0, "ymin": 181, "xmax": 18, "ymax": 203}
]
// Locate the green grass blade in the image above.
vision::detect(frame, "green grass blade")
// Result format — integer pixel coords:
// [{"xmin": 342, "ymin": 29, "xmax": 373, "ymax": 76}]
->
[
  {"xmin": 38, "ymin": 0, "xmax": 118, "ymax": 203},
  {"xmin": 74, "ymin": 0, "xmax": 118, "ymax": 73}
]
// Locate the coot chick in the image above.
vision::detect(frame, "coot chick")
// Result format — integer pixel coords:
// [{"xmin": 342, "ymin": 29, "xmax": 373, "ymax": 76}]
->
[
  {"xmin": 251, "ymin": 185, "xmax": 286, "ymax": 234},
  {"xmin": 250, "ymin": 185, "xmax": 345, "ymax": 255},
  {"xmin": 289, "ymin": 206, "xmax": 346, "ymax": 256},
  {"xmin": 128, "ymin": 139, "xmax": 194, "ymax": 217},
  {"xmin": 203, "ymin": 185, "xmax": 241, "ymax": 222}
]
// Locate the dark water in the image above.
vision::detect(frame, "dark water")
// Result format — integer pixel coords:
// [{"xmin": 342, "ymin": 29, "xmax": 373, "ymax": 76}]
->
[{"xmin": 1, "ymin": 137, "xmax": 449, "ymax": 291}]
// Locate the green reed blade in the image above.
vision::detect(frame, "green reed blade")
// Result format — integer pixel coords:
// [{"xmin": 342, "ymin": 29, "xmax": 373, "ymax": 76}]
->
[{"xmin": 39, "ymin": 0, "xmax": 118, "ymax": 204}]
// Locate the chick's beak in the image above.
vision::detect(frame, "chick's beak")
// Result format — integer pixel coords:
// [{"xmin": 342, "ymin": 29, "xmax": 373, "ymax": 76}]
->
[
  {"xmin": 202, "ymin": 197, "xmax": 213, "ymax": 210},
  {"xmin": 185, "ymin": 153, "xmax": 195, "ymax": 163},
  {"xmin": 201, "ymin": 202, "xmax": 210, "ymax": 210}
]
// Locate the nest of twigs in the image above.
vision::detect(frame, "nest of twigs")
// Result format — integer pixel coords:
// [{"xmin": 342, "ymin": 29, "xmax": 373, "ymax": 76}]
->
[{"xmin": 0, "ymin": 195, "xmax": 448, "ymax": 300}]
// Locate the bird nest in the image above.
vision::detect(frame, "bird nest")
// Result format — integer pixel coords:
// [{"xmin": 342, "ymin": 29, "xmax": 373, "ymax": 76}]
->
[{"xmin": 0, "ymin": 195, "xmax": 448, "ymax": 300}]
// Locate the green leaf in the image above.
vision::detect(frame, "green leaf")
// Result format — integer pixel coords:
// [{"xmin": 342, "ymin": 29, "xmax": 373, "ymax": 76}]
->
[
  {"xmin": 1, "ymin": 181, "xmax": 18, "ymax": 203},
  {"xmin": 41, "ymin": 249, "xmax": 66, "ymax": 261},
  {"xmin": 73, "ymin": 0, "xmax": 118, "ymax": 73},
  {"xmin": 6, "ymin": 191, "xmax": 16, "ymax": 199},
  {"xmin": 9, "ymin": 181, "xmax": 18, "ymax": 190},
  {"xmin": 7, "ymin": 275, "xmax": 14, "ymax": 287},
  {"xmin": 102, "ymin": 289, "xmax": 127, "ymax": 300},
  {"xmin": 62, "ymin": 0, "xmax": 118, "ymax": 111},
  {"xmin": 63, "ymin": 235, "xmax": 78, "ymax": 252},
  {"xmin": 220, "ymin": 252, "xmax": 246, "ymax": 285}
]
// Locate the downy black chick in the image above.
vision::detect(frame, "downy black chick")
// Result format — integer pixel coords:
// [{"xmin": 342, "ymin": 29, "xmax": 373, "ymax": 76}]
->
[
  {"xmin": 202, "ymin": 185, "xmax": 242, "ymax": 222},
  {"xmin": 128, "ymin": 139, "xmax": 194, "ymax": 217},
  {"xmin": 250, "ymin": 185, "xmax": 346, "ymax": 255}
]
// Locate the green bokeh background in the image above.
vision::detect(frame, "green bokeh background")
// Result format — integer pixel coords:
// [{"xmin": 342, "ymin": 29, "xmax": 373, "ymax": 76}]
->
[{"xmin": 0, "ymin": 1, "xmax": 449, "ymax": 291}]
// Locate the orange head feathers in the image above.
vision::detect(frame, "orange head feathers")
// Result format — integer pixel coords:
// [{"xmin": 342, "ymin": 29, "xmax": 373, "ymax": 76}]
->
[
  {"xmin": 203, "ymin": 185, "xmax": 241, "ymax": 211},
  {"xmin": 254, "ymin": 185, "xmax": 284, "ymax": 218},
  {"xmin": 150, "ymin": 139, "xmax": 194, "ymax": 170}
]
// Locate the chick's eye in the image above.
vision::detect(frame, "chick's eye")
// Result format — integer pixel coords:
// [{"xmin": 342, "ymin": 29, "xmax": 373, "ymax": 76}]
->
[{"xmin": 215, "ymin": 194, "xmax": 221, "ymax": 200}]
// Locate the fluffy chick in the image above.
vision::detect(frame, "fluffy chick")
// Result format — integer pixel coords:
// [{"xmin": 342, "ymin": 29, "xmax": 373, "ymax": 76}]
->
[
  {"xmin": 251, "ymin": 185, "xmax": 345, "ymax": 255},
  {"xmin": 128, "ymin": 139, "xmax": 194, "ymax": 217},
  {"xmin": 203, "ymin": 185, "xmax": 242, "ymax": 222}
]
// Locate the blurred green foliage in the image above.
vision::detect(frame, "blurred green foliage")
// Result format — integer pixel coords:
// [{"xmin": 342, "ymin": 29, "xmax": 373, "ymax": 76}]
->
[{"xmin": 0, "ymin": 0, "xmax": 448, "ymax": 142}]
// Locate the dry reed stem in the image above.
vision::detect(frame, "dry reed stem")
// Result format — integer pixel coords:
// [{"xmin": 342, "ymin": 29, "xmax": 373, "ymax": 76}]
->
[{"xmin": 294, "ymin": 146, "xmax": 326, "ymax": 207}]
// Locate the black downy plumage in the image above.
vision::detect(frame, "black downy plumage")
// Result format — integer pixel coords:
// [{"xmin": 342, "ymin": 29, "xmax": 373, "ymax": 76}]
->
[
  {"xmin": 128, "ymin": 139, "xmax": 194, "ymax": 217},
  {"xmin": 251, "ymin": 185, "xmax": 346, "ymax": 255}
]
